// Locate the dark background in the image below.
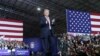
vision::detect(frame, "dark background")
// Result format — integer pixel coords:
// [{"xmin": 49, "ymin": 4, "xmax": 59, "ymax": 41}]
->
[{"xmin": 0, "ymin": 0, "xmax": 99, "ymax": 37}]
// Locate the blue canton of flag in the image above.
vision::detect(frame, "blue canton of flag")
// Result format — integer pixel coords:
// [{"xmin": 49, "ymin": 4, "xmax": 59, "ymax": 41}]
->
[{"xmin": 66, "ymin": 10, "xmax": 91, "ymax": 34}]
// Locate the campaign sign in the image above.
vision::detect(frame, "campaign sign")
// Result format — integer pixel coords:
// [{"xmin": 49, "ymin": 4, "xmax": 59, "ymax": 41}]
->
[
  {"xmin": 15, "ymin": 49, "xmax": 29, "ymax": 56},
  {"xmin": 0, "ymin": 50, "xmax": 11, "ymax": 55}
]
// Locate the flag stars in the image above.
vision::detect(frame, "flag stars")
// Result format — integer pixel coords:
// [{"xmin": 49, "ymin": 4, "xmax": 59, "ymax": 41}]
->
[
  {"xmin": 78, "ymin": 30, "xmax": 79, "ymax": 32},
  {"xmin": 76, "ymin": 12, "xmax": 78, "ymax": 13},
  {"xmin": 74, "ymin": 30, "xmax": 75, "ymax": 32},
  {"xmin": 84, "ymin": 13, "xmax": 86, "ymax": 14},
  {"xmin": 75, "ymin": 18, "xmax": 77, "ymax": 20},
  {"xmin": 84, "ymin": 17, "xmax": 86, "ymax": 18},
  {"xmin": 82, "ymin": 30, "xmax": 83, "ymax": 32},
  {"xmin": 73, "ymin": 21, "xmax": 75, "ymax": 23},
  {"xmin": 69, "ymin": 11, "xmax": 71, "ymax": 13},
  {"xmin": 82, "ymin": 15, "xmax": 84, "ymax": 17},
  {"xmin": 78, "ymin": 25, "xmax": 79, "ymax": 27},
  {"xmin": 87, "ymin": 29, "xmax": 89, "ymax": 31},
  {"xmin": 88, "ymin": 17, "xmax": 90, "ymax": 19},
  {"xmin": 70, "ymin": 29, "xmax": 72, "ymax": 31},
  {"xmin": 81, "ymin": 26, "xmax": 83, "ymax": 27},
  {"xmin": 79, "ymin": 19, "xmax": 81, "ymax": 21},
  {"xmin": 75, "ymin": 14, "xmax": 77, "ymax": 16},
  {"xmin": 85, "ymin": 31, "xmax": 87, "ymax": 33},
  {"xmin": 79, "ymin": 28, "xmax": 81, "ymax": 30},
  {"xmin": 68, "ymin": 10, "xmax": 90, "ymax": 33},
  {"xmin": 80, "ymin": 21, "xmax": 83, "ymax": 23},
  {"xmin": 71, "ymin": 18, "xmax": 73, "ymax": 20},
  {"xmin": 75, "ymin": 23, "xmax": 77, "ymax": 25},
  {"xmin": 89, "ymin": 26, "xmax": 91, "ymax": 28},
  {"xmin": 83, "ymin": 24, "xmax": 85, "ymax": 26},
  {"xmin": 88, "ymin": 22, "xmax": 90, "ymax": 24},
  {"xmin": 77, "ymin": 21, "xmax": 79, "ymax": 23},
  {"xmin": 72, "ymin": 27, "xmax": 74, "ymax": 29},
  {"xmin": 69, "ymin": 15, "xmax": 71, "ymax": 17},
  {"xmin": 70, "ymin": 25, "xmax": 72, "ymax": 27},
  {"xmin": 73, "ymin": 25, "xmax": 75, "ymax": 27},
  {"xmin": 73, "ymin": 16, "xmax": 75, "ymax": 17},
  {"xmin": 76, "ymin": 28, "xmax": 78, "ymax": 30},
  {"xmin": 73, "ymin": 11, "xmax": 75, "ymax": 13},
  {"xmin": 85, "ymin": 26, "xmax": 87, "ymax": 28},
  {"xmin": 72, "ymin": 23, "xmax": 73, "ymax": 25},
  {"xmin": 70, "ymin": 20, "xmax": 71, "ymax": 22},
  {"xmin": 77, "ymin": 16, "xmax": 79, "ymax": 18}
]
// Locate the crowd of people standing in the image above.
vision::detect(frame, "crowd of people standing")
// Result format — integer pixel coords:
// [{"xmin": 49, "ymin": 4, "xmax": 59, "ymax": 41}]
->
[{"xmin": 57, "ymin": 34, "xmax": 100, "ymax": 56}]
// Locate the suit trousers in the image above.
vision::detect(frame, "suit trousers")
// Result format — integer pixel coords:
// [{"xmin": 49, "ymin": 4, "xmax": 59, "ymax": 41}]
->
[{"xmin": 41, "ymin": 30, "xmax": 57, "ymax": 56}]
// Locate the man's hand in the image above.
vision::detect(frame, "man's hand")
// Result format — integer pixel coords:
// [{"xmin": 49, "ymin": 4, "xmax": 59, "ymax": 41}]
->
[
  {"xmin": 52, "ymin": 19, "xmax": 55, "ymax": 24},
  {"xmin": 58, "ymin": 51, "xmax": 62, "ymax": 56}
]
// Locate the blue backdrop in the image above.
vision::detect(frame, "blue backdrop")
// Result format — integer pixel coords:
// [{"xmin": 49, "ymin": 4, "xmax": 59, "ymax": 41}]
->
[
  {"xmin": 23, "ymin": 37, "xmax": 43, "ymax": 52},
  {"xmin": 23, "ymin": 37, "xmax": 58, "ymax": 56}
]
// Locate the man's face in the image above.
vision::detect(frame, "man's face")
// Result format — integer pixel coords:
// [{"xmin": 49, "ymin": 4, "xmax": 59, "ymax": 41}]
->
[{"xmin": 44, "ymin": 9, "xmax": 49, "ymax": 16}]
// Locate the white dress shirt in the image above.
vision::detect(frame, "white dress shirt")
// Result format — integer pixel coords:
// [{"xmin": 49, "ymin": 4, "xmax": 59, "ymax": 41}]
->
[{"xmin": 45, "ymin": 16, "xmax": 51, "ymax": 30}]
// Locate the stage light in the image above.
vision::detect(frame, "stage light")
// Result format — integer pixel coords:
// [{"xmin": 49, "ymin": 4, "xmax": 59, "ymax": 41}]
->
[
  {"xmin": 8, "ymin": 50, "xmax": 11, "ymax": 52},
  {"xmin": 37, "ymin": 7, "xmax": 41, "ymax": 11},
  {"xmin": 12, "ymin": 49, "xmax": 15, "ymax": 52},
  {"xmin": 30, "ymin": 42, "xmax": 35, "ymax": 48}
]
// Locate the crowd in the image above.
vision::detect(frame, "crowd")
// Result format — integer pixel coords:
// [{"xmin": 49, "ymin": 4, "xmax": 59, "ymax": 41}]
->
[
  {"xmin": 0, "ymin": 34, "xmax": 99, "ymax": 56},
  {"xmin": 0, "ymin": 40, "xmax": 29, "ymax": 50},
  {"xmin": 57, "ymin": 34, "xmax": 100, "ymax": 56}
]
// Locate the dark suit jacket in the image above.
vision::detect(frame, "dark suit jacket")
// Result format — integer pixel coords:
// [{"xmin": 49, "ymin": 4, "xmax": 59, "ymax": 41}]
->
[{"xmin": 40, "ymin": 16, "xmax": 54, "ymax": 38}]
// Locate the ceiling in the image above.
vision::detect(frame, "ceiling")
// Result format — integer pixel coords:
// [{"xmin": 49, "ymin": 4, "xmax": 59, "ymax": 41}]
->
[{"xmin": 0, "ymin": 0, "xmax": 100, "ymax": 37}]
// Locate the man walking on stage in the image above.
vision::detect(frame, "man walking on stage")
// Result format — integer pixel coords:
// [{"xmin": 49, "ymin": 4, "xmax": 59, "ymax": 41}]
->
[{"xmin": 40, "ymin": 9, "xmax": 57, "ymax": 56}]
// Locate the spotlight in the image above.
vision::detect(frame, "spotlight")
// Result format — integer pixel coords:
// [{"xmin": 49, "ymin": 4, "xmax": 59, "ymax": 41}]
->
[{"xmin": 37, "ymin": 7, "xmax": 41, "ymax": 11}]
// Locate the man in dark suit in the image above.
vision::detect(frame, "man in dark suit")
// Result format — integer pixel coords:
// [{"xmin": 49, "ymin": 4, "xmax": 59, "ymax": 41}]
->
[{"xmin": 40, "ymin": 9, "xmax": 57, "ymax": 56}]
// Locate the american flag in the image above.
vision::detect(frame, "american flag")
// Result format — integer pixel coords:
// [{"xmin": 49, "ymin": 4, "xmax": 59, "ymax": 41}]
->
[
  {"xmin": 66, "ymin": 10, "xmax": 100, "ymax": 35},
  {"xmin": 0, "ymin": 18, "xmax": 23, "ymax": 41}
]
